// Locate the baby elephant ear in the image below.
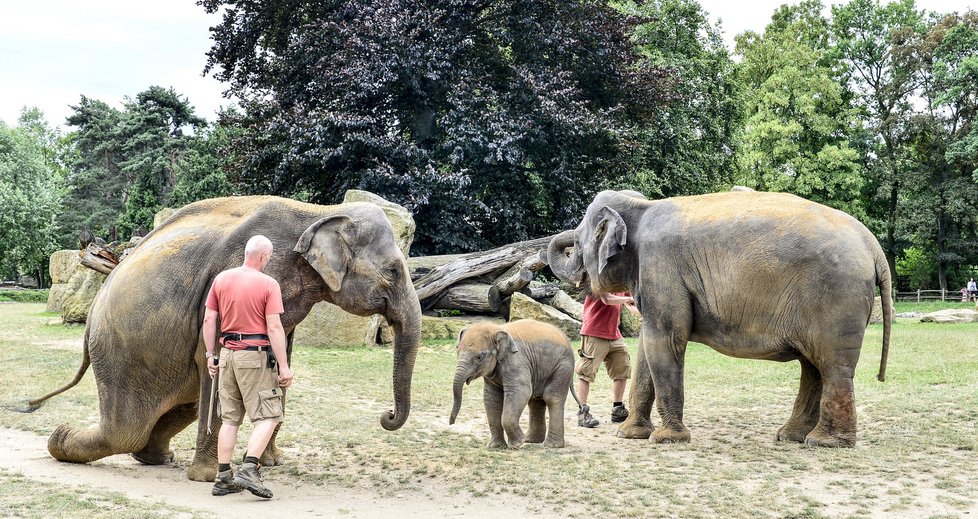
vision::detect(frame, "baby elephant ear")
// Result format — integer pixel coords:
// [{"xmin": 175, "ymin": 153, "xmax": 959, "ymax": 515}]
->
[
  {"xmin": 494, "ymin": 331, "xmax": 519, "ymax": 355},
  {"xmin": 455, "ymin": 328, "xmax": 467, "ymax": 352},
  {"xmin": 595, "ymin": 206, "xmax": 627, "ymax": 274}
]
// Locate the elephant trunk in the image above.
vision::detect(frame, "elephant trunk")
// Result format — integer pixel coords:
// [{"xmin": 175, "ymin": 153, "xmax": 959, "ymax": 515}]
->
[
  {"xmin": 379, "ymin": 295, "xmax": 422, "ymax": 431},
  {"xmin": 546, "ymin": 230, "xmax": 582, "ymax": 284},
  {"xmin": 450, "ymin": 366, "xmax": 467, "ymax": 425}
]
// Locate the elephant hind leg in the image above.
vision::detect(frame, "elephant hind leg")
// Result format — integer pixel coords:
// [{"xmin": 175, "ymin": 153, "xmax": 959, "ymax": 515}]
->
[
  {"xmin": 48, "ymin": 418, "xmax": 154, "ymax": 464},
  {"xmin": 805, "ymin": 370, "xmax": 857, "ymax": 448},
  {"xmin": 525, "ymin": 399, "xmax": 547, "ymax": 444},
  {"xmin": 777, "ymin": 358, "xmax": 822, "ymax": 443},
  {"xmin": 133, "ymin": 402, "xmax": 198, "ymax": 465}
]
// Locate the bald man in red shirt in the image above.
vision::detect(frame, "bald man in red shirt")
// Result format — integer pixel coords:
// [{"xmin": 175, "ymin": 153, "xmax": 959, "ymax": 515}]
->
[{"xmin": 204, "ymin": 235, "xmax": 293, "ymax": 499}]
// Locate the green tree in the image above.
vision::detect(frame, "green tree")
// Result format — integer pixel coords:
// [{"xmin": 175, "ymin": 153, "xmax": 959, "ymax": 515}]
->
[
  {"xmin": 734, "ymin": 0, "xmax": 865, "ymax": 217},
  {"xmin": 0, "ymin": 110, "xmax": 64, "ymax": 286},
  {"xmin": 831, "ymin": 0, "xmax": 926, "ymax": 284},
  {"xmin": 200, "ymin": 0, "xmax": 673, "ymax": 253},
  {"xmin": 902, "ymin": 11, "xmax": 978, "ymax": 290},
  {"xmin": 169, "ymin": 108, "xmax": 243, "ymax": 207},
  {"xmin": 622, "ymin": 0, "xmax": 740, "ymax": 197}
]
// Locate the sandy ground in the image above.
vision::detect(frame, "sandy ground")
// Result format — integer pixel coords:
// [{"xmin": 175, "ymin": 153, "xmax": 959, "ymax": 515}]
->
[{"xmin": 2, "ymin": 427, "xmax": 556, "ymax": 519}]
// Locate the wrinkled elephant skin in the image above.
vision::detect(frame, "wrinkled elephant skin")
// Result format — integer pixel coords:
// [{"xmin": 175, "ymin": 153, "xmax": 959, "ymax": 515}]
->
[
  {"xmin": 548, "ymin": 190, "xmax": 892, "ymax": 448},
  {"xmin": 32, "ymin": 196, "xmax": 422, "ymax": 481}
]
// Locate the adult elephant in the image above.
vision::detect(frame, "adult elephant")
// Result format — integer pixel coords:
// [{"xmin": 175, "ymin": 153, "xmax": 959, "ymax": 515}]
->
[
  {"xmin": 26, "ymin": 196, "xmax": 422, "ymax": 480},
  {"xmin": 546, "ymin": 190, "xmax": 891, "ymax": 448}
]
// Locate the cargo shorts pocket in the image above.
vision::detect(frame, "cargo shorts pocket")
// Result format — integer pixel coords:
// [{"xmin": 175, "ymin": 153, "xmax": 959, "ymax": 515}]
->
[{"xmin": 257, "ymin": 387, "xmax": 283, "ymax": 420}]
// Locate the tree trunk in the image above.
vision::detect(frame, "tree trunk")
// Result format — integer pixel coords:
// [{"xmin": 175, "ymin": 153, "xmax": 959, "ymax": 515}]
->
[
  {"xmin": 79, "ymin": 243, "xmax": 119, "ymax": 275},
  {"xmin": 492, "ymin": 254, "xmax": 547, "ymax": 297},
  {"xmin": 413, "ymin": 235, "xmax": 554, "ymax": 305},
  {"xmin": 520, "ymin": 282, "xmax": 559, "ymax": 300},
  {"xmin": 407, "ymin": 254, "xmax": 466, "ymax": 282},
  {"xmin": 431, "ymin": 283, "xmax": 501, "ymax": 314}
]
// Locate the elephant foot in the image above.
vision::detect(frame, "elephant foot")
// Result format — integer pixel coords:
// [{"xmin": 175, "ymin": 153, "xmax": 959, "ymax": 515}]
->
[
  {"xmin": 132, "ymin": 448, "xmax": 174, "ymax": 465},
  {"xmin": 616, "ymin": 422, "xmax": 653, "ymax": 440},
  {"xmin": 487, "ymin": 438, "xmax": 507, "ymax": 449},
  {"xmin": 652, "ymin": 425, "xmax": 690, "ymax": 444},
  {"xmin": 507, "ymin": 440, "xmax": 525, "ymax": 449},
  {"xmin": 525, "ymin": 431, "xmax": 546, "ymax": 444},
  {"xmin": 187, "ymin": 462, "xmax": 218, "ymax": 482},
  {"xmin": 260, "ymin": 446, "xmax": 284, "ymax": 467},
  {"xmin": 48, "ymin": 424, "xmax": 104, "ymax": 463},
  {"xmin": 804, "ymin": 427, "xmax": 855, "ymax": 448},
  {"xmin": 543, "ymin": 437, "xmax": 565, "ymax": 448},
  {"xmin": 776, "ymin": 423, "xmax": 814, "ymax": 444}
]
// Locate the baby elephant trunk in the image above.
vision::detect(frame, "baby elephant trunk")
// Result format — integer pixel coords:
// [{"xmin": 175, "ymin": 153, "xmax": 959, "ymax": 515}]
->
[{"xmin": 449, "ymin": 367, "xmax": 467, "ymax": 425}]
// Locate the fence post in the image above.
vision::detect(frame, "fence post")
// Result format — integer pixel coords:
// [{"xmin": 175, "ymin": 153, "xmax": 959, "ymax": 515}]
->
[
  {"xmin": 942, "ymin": 289, "xmax": 946, "ymax": 301},
  {"xmin": 917, "ymin": 289, "xmax": 921, "ymax": 303}
]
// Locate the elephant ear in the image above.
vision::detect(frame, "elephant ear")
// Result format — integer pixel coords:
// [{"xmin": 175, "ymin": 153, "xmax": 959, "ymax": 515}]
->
[
  {"xmin": 494, "ymin": 330, "xmax": 519, "ymax": 359},
  {"xmin": 595, "ymin": 206, "xmax": 627, "ymax": 274},
  {"xmin": 294, "ymin": 215, "xmax": 356, "ymax": 292},
  {"xmin": 455, "ymin": 328, "xmax": 467, "ymax": 352}
]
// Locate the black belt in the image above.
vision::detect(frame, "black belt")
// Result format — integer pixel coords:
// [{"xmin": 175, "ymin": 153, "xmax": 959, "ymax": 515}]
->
[
  {"xmin": 235, "ymin": 345, "xmax": 268, "ymax": 352},
  {"xmin": 221, "ymin": 332, "xmax": 270, "ymax": 342}
]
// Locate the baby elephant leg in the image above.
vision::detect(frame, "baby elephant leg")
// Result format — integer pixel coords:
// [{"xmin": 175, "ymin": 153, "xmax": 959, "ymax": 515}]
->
[
  {"xmin": 502, "ymin": 391, "xmax": 530, "ymax": 449},
  {"xmin": 484, "ymin": 384, "xmax": 507, "ymax": 449},
  {"xmin": 525, "ymin": 399, "xmax": 547, "ymax": 443},
  {"xmin": 543, "ymin": 395, "xmax": 566, "ymax": 448}
]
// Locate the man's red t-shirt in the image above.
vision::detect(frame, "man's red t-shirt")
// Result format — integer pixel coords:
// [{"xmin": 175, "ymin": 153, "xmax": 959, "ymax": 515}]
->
[
  {"xmin": 205, "ymin": 266, "xmax": 285, "ymax": 350},
  {"xmin": 580, "ymin": 293, "xmax": 626, "ymax": 340}
]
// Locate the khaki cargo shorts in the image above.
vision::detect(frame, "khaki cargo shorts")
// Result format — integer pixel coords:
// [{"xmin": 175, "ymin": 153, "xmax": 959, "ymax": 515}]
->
[
  {"xmin": 218, "ymin": 349, "xmax": 284, "ymax": 426},
  {"xmin": 575, "ymin": 336, "xmax": 631, "ymax": 383}
]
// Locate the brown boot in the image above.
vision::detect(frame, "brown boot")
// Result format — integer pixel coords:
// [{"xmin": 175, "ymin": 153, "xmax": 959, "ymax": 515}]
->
[{"xmin": 233, "ymin": 462, "xmax": 273, "ymax": 499}]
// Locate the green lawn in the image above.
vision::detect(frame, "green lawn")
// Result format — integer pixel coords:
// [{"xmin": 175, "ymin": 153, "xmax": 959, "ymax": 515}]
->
[{"xmin": 2, "ymin": 302, "xmax": 976, "ymax": 518}]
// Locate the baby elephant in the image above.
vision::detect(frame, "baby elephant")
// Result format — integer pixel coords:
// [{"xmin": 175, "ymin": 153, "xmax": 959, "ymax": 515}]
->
[{"xmin": 449, "ymin": 319, "xmax": 580, "ymax": 449}]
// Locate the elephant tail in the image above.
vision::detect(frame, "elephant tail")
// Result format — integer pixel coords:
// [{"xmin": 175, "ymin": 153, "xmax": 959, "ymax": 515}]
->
[
  {"xmin": 876, "ymin": 248, "xmax": 892, "ymax": 383},
  {"xmin": 568, "ymin": 376, "xmax": 583, "ymax": 409},
  {"xmin": 17, "ymin": 327, "xmax": 92, "ymax": 413}
]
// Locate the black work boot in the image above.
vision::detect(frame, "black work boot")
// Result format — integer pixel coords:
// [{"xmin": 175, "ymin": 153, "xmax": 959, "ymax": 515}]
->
[
  {"xmin": 233, "ymin": 461, "xmax": 273, "ymax": 499},
  {"xmin": 578, "ymin": 405, "xmax": 599, "ymax": 428},
  {"xmin": 611, "ymin": 404, "xmax": 629, "ymax": 423},
  {"xmin": 212, "ymin": 469, "xmax": 243, "ymax": 496}
]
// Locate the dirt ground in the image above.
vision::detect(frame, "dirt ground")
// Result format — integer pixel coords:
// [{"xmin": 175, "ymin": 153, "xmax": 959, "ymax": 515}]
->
[{"xmin": 2, "ymin": 426, "xmax": 555, "ymax": 518}]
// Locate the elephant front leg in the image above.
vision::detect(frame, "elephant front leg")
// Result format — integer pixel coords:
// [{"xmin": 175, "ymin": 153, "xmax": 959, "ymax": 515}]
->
[
  {"xmin": 188, "ymin": 375, "xmax": 221, "ymax": 481},
  {"xmin": 525, "ymin": 399, "xmax": 547, "ymax": 443},
  {"xmin": 483, "ymin": 383, "xmax": 507, "ymax": 449},
  {"xmin": 617, "ymin": 332, "xmax": 655, "ymax": 440},
  {"xmin": 777, "ymin": 358, "xmax": 822, "ymax": 443},
  {"xmin": 647, "ymin": 330, "xmax": 691, "ymax": 444},
  {"xmin": 133, "ymin": 402, "xmax": 197, "ymax": 465},
  {"xmin": 501, "ymin": 390, "xmax": 530, "ymax": 449}
]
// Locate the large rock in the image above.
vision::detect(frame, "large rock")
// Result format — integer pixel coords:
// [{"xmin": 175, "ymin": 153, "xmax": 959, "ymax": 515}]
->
[
  {"xmin": 619, "ymin": 305, "xmax": 642, "ymax": 338},
  {"xmin": 869, "ymin": 296, "xmax": 895, "ymax": 324},
  {"xmin": 49, "ymin": 250, "xmax": 81, "ymax": 284},
  {"xmin": 154, "ymin": 207, "xmax": 178, "ymax": 229},
  {"xmin": 508, "ymin": 292, "xmax": 581, "ymax": 340},
  {"xmin": 293, "ymin": 191, "xmax": 416, "ymax": 347},
  {"xmin": 420, "ymin": 315, "xmax": 471, "ymax": 341},
  {"xmin": 61, "ymin": 266, "xmax": 107, "ymax": 323},
  {"xmin": 46, "ymin": 283, "xmax": 69, "ymax": 313},
  {"xmin": 920, "ymin": 308, "xmax": 978, "ymax": 324}
]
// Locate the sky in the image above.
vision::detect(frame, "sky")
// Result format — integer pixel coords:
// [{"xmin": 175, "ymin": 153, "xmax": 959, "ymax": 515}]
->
[{"xmin": 0, "ymin": 0, "xmax": 975, "ymax": 129}]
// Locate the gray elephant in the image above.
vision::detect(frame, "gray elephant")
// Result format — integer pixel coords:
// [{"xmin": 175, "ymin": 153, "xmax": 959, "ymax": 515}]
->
[
  {"xmin": 25, "ymin": 196, "xmax": 422, "ymax": 480},
  {"xmin": 449, "ymin": 320, "xmax": 580, "ymax": 449},
  {"xmin": 547, "ymin": 190, "xmax": 892, "ymax": 448}
]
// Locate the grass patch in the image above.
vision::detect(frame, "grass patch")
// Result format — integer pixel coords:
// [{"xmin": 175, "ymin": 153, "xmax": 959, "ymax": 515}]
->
[
  {"xmin": 0, "ymin": 289, "xmax": 49, "ymax": 303},
  {"xmin": 1, "ymin": 303, "xmax": 976, "ymax": 517},
  {"xmin": 0, "ymin": 468, "xmax": 209, "ymax": 518}
]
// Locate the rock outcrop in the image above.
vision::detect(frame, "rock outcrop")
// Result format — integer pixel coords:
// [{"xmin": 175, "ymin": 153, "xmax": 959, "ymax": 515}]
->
[
  {"xmin": 920, "ymin": 308, "xmax": 978, "ymax": 324},
  {"xmin": 508, "ymin": 292, "xmax": 581, "ymax": 340}
]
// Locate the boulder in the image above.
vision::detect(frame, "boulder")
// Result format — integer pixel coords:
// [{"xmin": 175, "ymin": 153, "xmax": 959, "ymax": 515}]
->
[
  {"xmin": 154, "ymin": 207, "xmax": 178, "ymax": 229},
  {"xmin": 420, "ymin": 315, "xmax": 471, "ymax": 341},
  {"xmin": 46, "ymin": 283, "xmax": 70, "ymax": 313},
  {"xmin": 49, "ymin": 250, "xmax": 81, "ymax": 284},
  {"xmin": 869, "ymin": 296, "xmax": 895, "ymax": 324},
  {"xmin": 294, "ymin": 191, "xmax": 416, "ymax": 347},
  {"xmin": 547, "ymin": 290, "xmax": 583, "ymax": 321},
  {"xmin": 619, "ymin": 305, "xmax": 642, "ymax": 338},
  {"xmin": 61, "ymin": 267, "xmax": 107, "ymax": 323},
  {"xmin": 920, "ymin": 309, "xmax": 978, "ymax": 324},
  {"xmin": 508, "ymin": 292, "xmax": 581, "ymax": 340}
]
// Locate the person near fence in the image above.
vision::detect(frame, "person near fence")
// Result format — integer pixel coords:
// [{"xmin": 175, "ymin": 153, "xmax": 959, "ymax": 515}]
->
[
  {"xmin": 575, "ymin": 292, "xmax": 641, "ymax": 428},
  {"xmin": 203, "ymin": 234, "xmax": 294, "ymax": 499},
  {"xmin": 968, "ymin": 278, "xmax": 977, "ymax": 301}
]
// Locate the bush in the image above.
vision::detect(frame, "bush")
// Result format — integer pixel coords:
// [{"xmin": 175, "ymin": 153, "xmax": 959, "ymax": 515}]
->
[{"xmin": 0, "ymin": 289, "xmax": 49, "ymax": 303}]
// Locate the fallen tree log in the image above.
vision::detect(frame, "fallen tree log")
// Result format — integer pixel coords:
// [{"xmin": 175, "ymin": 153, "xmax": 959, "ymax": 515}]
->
[
  {"xmin": 407, "ymin": 254, "xmax": 465, "ymax": 282},
  {"xmin": 492, "ymin": 254, "xmax": 548, "ymax": 297},
  {"xmin": 413, "ymin": 235, "xmax": 554, "ymax": 305},
  {"xmin": 431, "ymin": 283, "xmax": 501, "ymax": 314},
  {"xmin": 547, "ymin": 289, "xmax": 584, "ymax": 321},
  {"xmin": 79, "ymin": 243, "xmax": 118, "ymax": 275},
  {"xmin": 520, "ymin": 281, "xmax": 559, "ymax": 300}
]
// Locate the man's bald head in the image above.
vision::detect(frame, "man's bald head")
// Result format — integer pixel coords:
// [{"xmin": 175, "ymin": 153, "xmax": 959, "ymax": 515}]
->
[{"xmin": 244, "ymin": 235, "xmax": 273, "ymax": 267}]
